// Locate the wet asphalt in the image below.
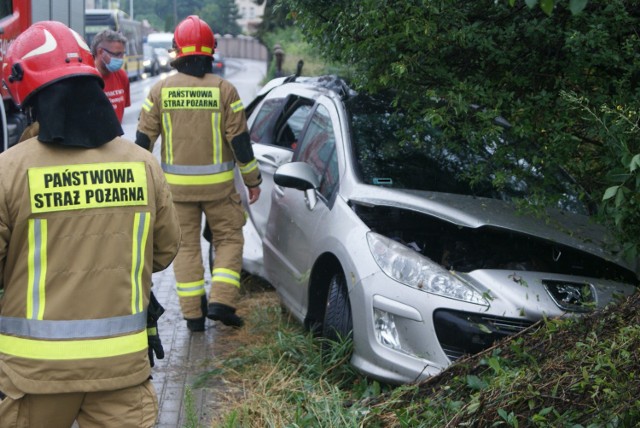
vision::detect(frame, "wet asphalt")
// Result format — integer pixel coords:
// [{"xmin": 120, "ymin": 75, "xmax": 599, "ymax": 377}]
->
[{"xmin": 151, "ymin": 235, "xmax": 221, "ymax": 428}]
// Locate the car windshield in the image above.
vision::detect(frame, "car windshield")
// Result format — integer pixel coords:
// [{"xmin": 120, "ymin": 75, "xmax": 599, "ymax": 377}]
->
[{"xmin": 346, "ymin": 92, "xmax": 588, "ymax": 214}]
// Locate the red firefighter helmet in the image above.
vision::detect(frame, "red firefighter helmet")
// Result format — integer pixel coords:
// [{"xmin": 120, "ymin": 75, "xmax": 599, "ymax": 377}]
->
[
  {"xmin": 2, "ymin": 20, "xmax": 101, "ymax": 108},
  {"xmin": 173, "ymin": 15, "xmax": 215, "ymax": 60}
]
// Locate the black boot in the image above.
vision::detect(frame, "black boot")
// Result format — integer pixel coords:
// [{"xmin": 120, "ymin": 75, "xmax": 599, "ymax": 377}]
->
[
  {"xmin": 185, "ymin": 296, "xmax": 207, "ymax": 332},
  {"xmin": 207, "ymin": 302, "xmax": 244, "ymax": 327}
]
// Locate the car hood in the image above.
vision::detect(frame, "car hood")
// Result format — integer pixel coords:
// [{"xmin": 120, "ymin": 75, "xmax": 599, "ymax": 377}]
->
[{"xmin": 348, "ymin": 186, "xmax": 637, "ymax": 275}]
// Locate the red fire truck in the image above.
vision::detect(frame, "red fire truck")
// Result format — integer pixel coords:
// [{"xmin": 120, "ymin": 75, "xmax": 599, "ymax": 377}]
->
[{"xmin": 0, "ymin": 0, "xmax": 85, "ymax": 152}]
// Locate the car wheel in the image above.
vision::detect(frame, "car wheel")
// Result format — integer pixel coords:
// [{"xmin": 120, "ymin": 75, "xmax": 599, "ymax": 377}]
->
[{"xmin": 322, "ymin": 271, "xmax": 353, "ymax": 342}]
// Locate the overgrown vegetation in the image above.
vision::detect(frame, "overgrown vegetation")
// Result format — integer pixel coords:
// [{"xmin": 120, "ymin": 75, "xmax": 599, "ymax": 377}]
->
[
  {"xmin": 275, "ymin": 0, "xmax": 640, "ymax": 263},
  {"xmin": 259, "ymin": 26, "xmax": 349, "ymax": 82},
  {"xmin": 199, "ymin": 279, "xmax": 640, "ymax": 427},
  {"xmin": 200, "ymin": 277, "xmax": 384, "ymax": 427}
]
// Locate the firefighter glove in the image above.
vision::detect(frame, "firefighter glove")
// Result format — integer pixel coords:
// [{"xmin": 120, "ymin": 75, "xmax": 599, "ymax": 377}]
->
[{"xmin": 147, "ymin": 291, "xmax": 166, "ymax": 367}]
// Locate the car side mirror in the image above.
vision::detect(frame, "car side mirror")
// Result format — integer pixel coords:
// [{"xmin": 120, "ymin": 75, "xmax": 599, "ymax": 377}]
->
[
  {"xmin": 274, "ymin": 162, "xmax": 320, "ymax": 209},
  {"xmin": 274, "ymin": 162, "xmax": 320, "ymax": 190}
]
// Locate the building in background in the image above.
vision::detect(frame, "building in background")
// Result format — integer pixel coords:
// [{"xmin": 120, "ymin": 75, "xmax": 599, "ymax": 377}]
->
[
  {"xmin": 235, "ymin": 0, "xmax": 265, "ymax": 34},
  {"xmin": 85, "ymin": 0, "xmax": 264, "ymax": 35}
]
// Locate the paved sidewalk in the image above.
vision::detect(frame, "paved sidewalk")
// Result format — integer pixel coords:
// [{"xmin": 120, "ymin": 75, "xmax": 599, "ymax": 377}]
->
[{"xmin": 151, "ymin": 238, "xmax": 221, "ymax": 428}]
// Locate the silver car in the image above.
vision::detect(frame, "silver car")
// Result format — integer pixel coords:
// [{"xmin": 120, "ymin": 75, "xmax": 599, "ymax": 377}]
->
[{"xmin": 239, "ymin": 75, "xmax": 639, "ymax": 384}]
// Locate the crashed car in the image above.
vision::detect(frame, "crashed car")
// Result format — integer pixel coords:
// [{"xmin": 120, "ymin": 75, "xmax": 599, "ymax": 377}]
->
[{"xmin": 239, "ymin": 75, "xmax": 639, "ymax": 384}]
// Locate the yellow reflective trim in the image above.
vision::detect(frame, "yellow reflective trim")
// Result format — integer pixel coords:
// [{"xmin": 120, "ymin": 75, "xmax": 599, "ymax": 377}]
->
[
  {"xmin": 211, "ymin": 112, "xmax": 222, "ymax": 164},
  {"xmin": 176, "ymin": 279, "xmax": 206, "ymax": 297},
  {"xmin": 231, "ymin": 100, "xmax": 244, "ymax": 113},
  {"xmin": 131, "ymin": 213, "xmax": 150, "ymax": 314},
  {"xmin": 177, "ymin": 279, "xmax": 205, "ymax": 288},
  {"xmin": 212, "ymin": 268, "xmax": 240, "ymax": 278},
  {"xmin": 142, "ymin": 98, "xmax": 153, "ymax": 112},
  {"xmin": 0, "ymin": 331, "xmax": 147, "ymax": 360},
  {"xmin": 240, "ymin": 160, "xmax": 258, "ymax": 174},
  {"xmin": 37, "ymin": 221, "xmax": 47, "ymax": 319},
  {"xmin": 28, "ymin": 163, "xmax": 148, "ymax": 213},
  {"xmin": 180, "ymin": 46, "xmax": 212, "ymax": 54},
  {"xmin": 212, "ymin": 268, "xmax": 240, "ymax": 287},
  {"xmin": 212, "ymin": 276, "xmax": 240, "ymax": 287},
  {"xmin": 164, "ymin": 170, "xmax": 234, "ymax": 186},
  {"xmin": 27, "ymin": 219, "xmax": 47, "ymax": 320},
  {"xmin": 147, "ymin": 327, "xmax": 158, "ymax": 335},
  {"xmin": 177, "ymin": 289, "xmax": 206, "ymax": 297},
  {"xmin": 161, "ymin": 87, "xmax": 220, "ymax": 110},
  {"xmin": 162, "ymin": 112, "xmax": 173, "ymax": 164}
]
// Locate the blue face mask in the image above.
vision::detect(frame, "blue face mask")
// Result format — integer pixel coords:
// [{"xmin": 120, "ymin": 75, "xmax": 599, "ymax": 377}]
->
[{"xmin": 106, "ymin": 57, "xmax": 124, "ymax": 72}]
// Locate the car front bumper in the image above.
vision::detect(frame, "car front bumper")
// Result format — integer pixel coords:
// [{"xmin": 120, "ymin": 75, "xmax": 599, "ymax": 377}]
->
[{"xmin": 348, "ymin": 269, "xmax": 635, "ymax": 384}]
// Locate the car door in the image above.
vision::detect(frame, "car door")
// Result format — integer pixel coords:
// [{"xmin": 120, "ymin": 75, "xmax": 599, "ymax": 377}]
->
[
  {"xmin": 263, "ymin": 101, "xmax": 340, "ymax": 318},
  {"xmin": 247, "ymin": 94, "xmax": 315, "ymax": 239}
]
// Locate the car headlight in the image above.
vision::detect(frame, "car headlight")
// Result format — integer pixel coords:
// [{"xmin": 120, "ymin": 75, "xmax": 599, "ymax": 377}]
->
[
  {"xmin": 367, "ymin": 232, "xmax": 488, "ymax": 305},
  {"xmin": 143, "ymin": 59, "xmax": 151, "ymax": 67}
]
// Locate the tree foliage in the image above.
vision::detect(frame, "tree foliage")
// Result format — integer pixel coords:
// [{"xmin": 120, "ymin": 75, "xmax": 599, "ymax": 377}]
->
[
  {"xmin": 128, "ymin": 0, "xmax": 241, "ymax": 34},
  {"xmin": 253, "ymin": 0, "xmax": 293, "ymax": 42},
  {"xmin": 281, "ymin": 0, "xmax": 640, "ymax": 264},
  {"xmin": 510, "ymin": 0, "xmax": 590, "ymax": 16}
]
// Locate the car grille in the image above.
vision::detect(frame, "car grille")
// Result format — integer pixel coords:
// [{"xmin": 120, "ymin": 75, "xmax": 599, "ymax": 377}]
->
[{"xmin": 433, "ymin": 309, "xmax": 534, "ymax": 362}]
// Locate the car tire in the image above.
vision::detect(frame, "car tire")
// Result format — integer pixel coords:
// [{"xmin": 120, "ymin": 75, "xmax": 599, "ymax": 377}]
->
[{"xmin": 322, "ymin": 271, "xmax": 353, "ymax": 342}]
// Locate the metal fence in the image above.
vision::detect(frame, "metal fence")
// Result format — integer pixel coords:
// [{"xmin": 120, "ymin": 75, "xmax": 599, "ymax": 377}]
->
[{"xmin": 216, "ymin": 35, "xmax": 268, "ymax": 61}]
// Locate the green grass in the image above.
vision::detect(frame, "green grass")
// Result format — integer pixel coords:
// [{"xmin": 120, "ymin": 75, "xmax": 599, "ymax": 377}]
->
[
  {"xmin": 182, "ymin": 387, "xmax": 202, "ymax": 428},
  {"xmin": 261, "ymin": 27, "xmax": 350, "ymax": 83},
  {"xmin": 196, "ymin": 277, "xmax": 640, "ymax": 427}
]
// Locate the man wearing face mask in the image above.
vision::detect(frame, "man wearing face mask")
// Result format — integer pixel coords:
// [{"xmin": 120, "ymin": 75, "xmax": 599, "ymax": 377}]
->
[{"xmin": 91, "ymin": 29, "xmax": 131, "ymax": 123}]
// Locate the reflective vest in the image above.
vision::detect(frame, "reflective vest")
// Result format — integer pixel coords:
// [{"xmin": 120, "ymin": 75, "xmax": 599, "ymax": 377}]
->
[{"xmin": 0, "ymin": 137, "xmax": 181, "ymax": 394}]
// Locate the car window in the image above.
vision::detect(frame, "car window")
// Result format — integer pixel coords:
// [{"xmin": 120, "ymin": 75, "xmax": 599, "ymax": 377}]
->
[
  {"xmin": 277, "ymin": 103, "xmax": 313, "ymax": 150},
  {"xmin": 294, "ymin": 105, "xmax": 339, "ymax": 200},
  {"xmin": 345, "ymin": 93, "xmax": 589, "ymax": 214},
  {"xmin": 250, "ymin": 98, "xmax": 284, "ymax": 146},
  {"xmin": 250, "ymin": 96, "xmax": 314, "ymax": 150}
]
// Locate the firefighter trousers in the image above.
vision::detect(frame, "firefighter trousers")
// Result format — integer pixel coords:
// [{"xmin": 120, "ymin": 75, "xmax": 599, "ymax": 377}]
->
[
  {"xmin": 173, "ymin": 194, "xmax": 245, "ymax": 319},
  {"xmin": 0, "ymin": 379, "xmax": 157, "ymax": 428}
]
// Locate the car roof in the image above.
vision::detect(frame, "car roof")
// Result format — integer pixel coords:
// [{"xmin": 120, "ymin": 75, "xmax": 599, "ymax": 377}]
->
[{"xmin": 246, "ymin": 74, "xmax": 355, "ymax": 117}]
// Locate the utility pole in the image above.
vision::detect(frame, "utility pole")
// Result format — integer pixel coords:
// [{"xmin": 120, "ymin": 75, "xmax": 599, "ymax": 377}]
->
[{"xmin": 173, "ymin": 0, "xmax": 178, "ymax": 29}]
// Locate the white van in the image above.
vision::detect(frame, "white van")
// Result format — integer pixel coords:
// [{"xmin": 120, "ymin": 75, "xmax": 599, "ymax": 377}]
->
[{"xmin": 146, "ymin": 32, "xmax": 174, "ymax": 51}]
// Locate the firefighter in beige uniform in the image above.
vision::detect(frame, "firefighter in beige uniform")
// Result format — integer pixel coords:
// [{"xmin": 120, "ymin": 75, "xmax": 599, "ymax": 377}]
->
[
  {"xmin": 136, "ymin": 15, "xmax": 261, "ymax": 331},
  {"xmin": 0, "ymin": 21, "xmax": 181, "ymax": 427}
]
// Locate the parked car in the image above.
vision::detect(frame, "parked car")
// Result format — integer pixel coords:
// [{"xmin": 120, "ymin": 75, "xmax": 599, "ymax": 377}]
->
[
  {"xmin": 143, "ymin": 44, "xmax": 172, "ymax": 77},
  {"xmin": 154, "ymin": 47, "xmax": 172, "ymax": 72},
  {"xmin": 143, "ymin": 44, "xmax": 160, "ymax": 76},
  {"xmin": 212, "ymin": 52, "xmax": 225, "ymax": 77},
  {"xmin": 238, "ymin": 75, "xmax": 639, "ymax": 385}
]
